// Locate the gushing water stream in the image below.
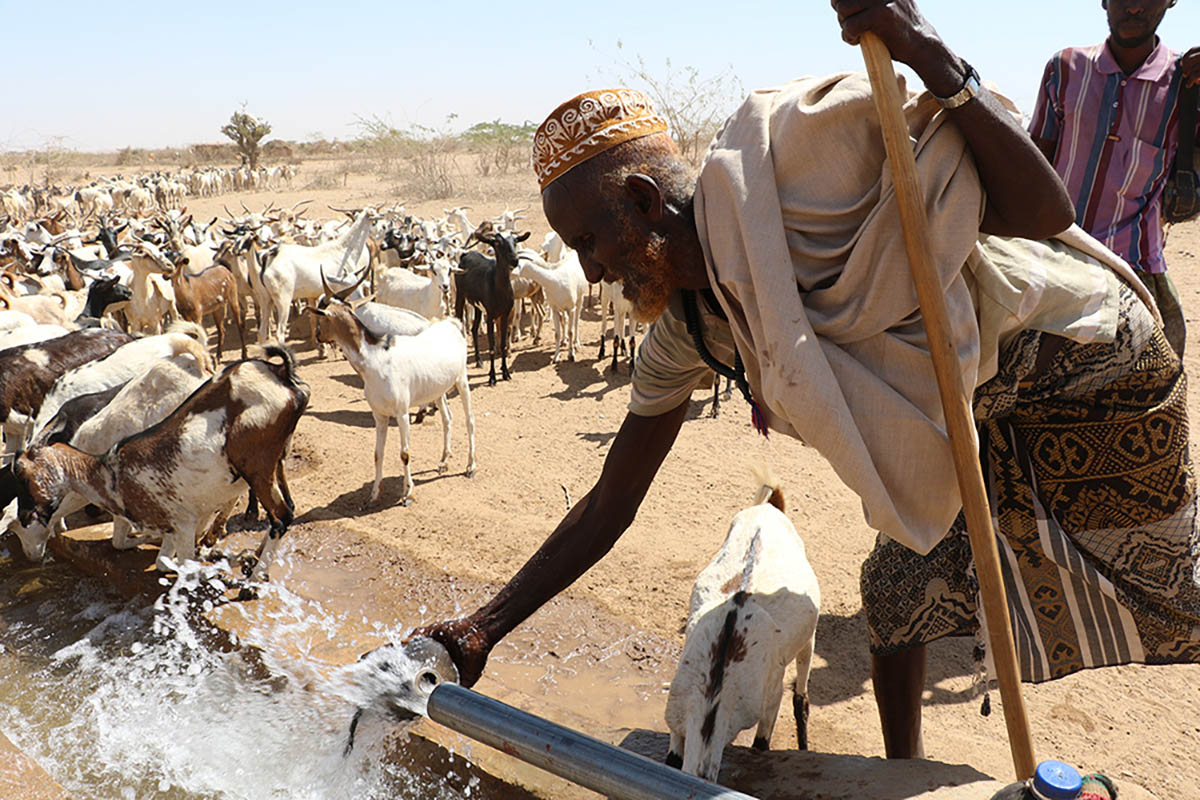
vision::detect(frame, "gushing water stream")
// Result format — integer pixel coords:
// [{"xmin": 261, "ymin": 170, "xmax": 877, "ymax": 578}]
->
[{"xmin": 0, "ymin": 545, "xmax": 482, "ymax": 800}]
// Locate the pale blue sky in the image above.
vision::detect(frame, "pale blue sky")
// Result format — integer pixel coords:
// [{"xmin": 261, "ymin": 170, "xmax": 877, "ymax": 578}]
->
[{"xmin": 3, "ymin": 0, "xmax": 1197, "ymax": 152}]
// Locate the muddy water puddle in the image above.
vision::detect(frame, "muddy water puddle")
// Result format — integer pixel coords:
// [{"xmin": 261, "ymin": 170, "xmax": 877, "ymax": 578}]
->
[
  {"xmin": 0, "ymin": 542, "xmax": 486, "ymax": 799},
  {"xmin": 0, "ymin": 525, "xmax": 683, "ymax": 799}
]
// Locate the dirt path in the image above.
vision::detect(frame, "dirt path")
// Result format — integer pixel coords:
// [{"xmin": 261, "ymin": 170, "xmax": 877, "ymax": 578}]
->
[{"xmin": 174, "ymin": 167, "xmax": 1200, "ymax": 798}]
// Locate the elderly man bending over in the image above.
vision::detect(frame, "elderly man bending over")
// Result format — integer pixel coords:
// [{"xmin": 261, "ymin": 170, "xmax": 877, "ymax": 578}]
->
[{"xmin": 417, "ymin": 0, "xmax": 1200, "ymax": 759}]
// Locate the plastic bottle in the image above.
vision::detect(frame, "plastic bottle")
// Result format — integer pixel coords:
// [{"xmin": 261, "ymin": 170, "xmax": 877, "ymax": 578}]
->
[{"xmin": 989, "ymin": 760, "xmax": 1085, "ymax": 800}]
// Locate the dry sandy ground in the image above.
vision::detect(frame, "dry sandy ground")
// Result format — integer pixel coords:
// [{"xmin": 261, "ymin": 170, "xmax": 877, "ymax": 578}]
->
[{"xmin": 118, "ymin": 158, "xmax": 1200, "ymax": 798}]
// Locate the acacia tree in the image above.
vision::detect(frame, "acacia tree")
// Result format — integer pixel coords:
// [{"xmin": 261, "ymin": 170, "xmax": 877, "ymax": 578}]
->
[
  {"xmin": 221, "ymin": 108, "xmax": 272, "ymax": 170},
  {"xmin": 461, "ymin": 119, "xmax": 537, "ymax": 176}
]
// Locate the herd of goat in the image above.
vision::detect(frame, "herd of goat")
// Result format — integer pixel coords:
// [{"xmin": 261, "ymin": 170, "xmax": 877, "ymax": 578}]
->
[
  {"xmin": 0, "ymin": 177, "xmax": 822, "ymax": 782},
  {"xmin": 0, "ymin": 193, "xmax": 642, "ymax": 589}
]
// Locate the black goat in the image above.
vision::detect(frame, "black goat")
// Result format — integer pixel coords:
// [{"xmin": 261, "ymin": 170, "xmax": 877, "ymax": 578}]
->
[
  {"xmin": 454, "ymin": 231, "xmax": 529, "ymax": 386},
  {"xmin": 382, "ymin": 227, "xmax": 418, "ymax": 263},
  {"xmin": 85, "ymin": 217, "xmax": 131, "ymax": 259},
  {"xmin": 72, "ymin": 275, "xmax": 132, "ymax": 327}
]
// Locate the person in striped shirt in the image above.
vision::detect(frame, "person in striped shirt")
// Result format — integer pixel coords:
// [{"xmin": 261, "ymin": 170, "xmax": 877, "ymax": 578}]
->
[{"xmin": 1029, "ymin": 0, "xmax": 1199, "ymax": 356}]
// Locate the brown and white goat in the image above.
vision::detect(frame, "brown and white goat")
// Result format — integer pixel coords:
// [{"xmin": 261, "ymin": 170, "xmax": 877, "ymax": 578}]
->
[
  {"xmin": 13, "ymin": 345, "xmax": 310, "ymax": 579},
  {"xmin": 8, "ymin": 355, "xmax": 210, "ymax": 562},
  {"xmin": 665, "ymin": 471, "xmax": 820, "ymax": 783},
  {"xmin": 169, "ymin": 257, "xmax": 247, "ymax": 361}
]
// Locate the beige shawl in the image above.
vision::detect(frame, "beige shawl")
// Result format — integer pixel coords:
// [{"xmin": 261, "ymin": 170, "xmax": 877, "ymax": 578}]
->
[{"xmin": 694, "ymin": 73, "xmax": 1155, "ymax": 554}]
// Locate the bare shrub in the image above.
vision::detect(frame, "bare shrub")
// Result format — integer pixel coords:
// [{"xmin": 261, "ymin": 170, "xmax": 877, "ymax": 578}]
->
[
  {"xmin": 35, "ymin": 138, "xmax": 75, "ymax": 187},
  {"xmin": 592, "ymin": 43, "xmax": 744, "ymax": 166},
  {"xmin": 303, "ymin": 171, "xmax": 341, "ymax": 191},
  {"xmin": 353, "ymin": 114, "xmax": 459, "ymax": 200}
]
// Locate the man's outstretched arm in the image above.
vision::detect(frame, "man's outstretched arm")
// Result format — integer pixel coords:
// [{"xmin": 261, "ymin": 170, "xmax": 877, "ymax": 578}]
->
[
  {"xmin": 416, "ymin": 400, "xmax": 691, "ymax": 686},
  {"xmin": 833, "ymin": 0, "xmax": 1076, "ymax": 239}
]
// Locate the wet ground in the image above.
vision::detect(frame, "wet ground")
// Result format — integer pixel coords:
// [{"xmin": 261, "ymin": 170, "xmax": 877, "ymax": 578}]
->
[{"xmin": 0, "ymin": 521, "xmax": 1013, "ymax": 799}]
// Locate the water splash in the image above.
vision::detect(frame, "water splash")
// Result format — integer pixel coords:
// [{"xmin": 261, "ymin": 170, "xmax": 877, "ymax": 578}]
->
[{"xmin": 0, "ymin": 552, "xmax": 477, "ymax": 800}]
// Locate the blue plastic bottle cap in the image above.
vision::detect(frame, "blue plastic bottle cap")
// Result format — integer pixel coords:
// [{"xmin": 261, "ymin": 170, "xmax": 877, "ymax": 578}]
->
[{"xmin": 1031, "ymin": 760, "xmax": 1083, "ymax": 800}]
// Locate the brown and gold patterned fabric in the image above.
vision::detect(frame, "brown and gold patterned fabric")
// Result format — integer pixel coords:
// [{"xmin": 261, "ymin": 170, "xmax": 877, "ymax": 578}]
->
[{"xmin": 861, "ymin": 285, "xmax": 1200, "ymax": 681}]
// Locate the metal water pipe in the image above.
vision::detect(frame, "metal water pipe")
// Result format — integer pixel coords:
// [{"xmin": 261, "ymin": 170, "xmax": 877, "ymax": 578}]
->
[{"xmin": 427, "ymin": 683, "xmax": 760, "ymax": 800}]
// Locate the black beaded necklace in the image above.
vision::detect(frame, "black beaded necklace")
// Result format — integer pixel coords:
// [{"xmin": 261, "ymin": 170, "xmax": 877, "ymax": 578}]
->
[{"xmin": 680, "ymin": 288, "xmax": 769, "ymax": 437}]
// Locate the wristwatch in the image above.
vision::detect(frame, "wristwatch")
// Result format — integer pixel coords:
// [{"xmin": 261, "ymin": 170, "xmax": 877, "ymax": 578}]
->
[{"xmin": 934, "ymin": 61, "xmax": 981, "ymax": 110}]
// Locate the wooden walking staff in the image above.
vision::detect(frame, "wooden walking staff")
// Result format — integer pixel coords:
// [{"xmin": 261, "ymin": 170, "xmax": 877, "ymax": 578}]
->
[{"xmin": 858, "ymin": 33, "xmax": 1037, "ymax": 780}]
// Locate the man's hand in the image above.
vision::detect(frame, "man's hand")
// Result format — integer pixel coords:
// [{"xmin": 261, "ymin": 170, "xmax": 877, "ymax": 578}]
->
[
  {"xmin": 832, "ymin": 0, "xmax": 933, "ymax": 61},
  {"xmin": 407, "ymin": 617, "xmax": 492, "ymax": 688},
  {"xmin": 1183, "ymin": 47, "xmax": 1200, "ymax": 88},
  {"xmin": 831, "ymin": 0, "xmax": 976, "ymax": 99},
  {"xmin": 831, "ymin": 0, "xmax": 1075, "ymax": 239}
]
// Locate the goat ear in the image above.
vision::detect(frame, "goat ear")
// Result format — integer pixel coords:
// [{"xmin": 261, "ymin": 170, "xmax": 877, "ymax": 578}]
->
[{"xmin": 516, "ymin": 231, "xmax": 531, "ymax": 243}]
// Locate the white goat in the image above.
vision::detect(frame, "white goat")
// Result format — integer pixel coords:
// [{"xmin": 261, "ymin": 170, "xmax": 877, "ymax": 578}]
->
[
  {"xmin": 257, "ymin": 211, "xmax": 372, "ymax": 355},
  {"xmin": 376, "ymin": 258, "xmax": 453, "ymax": 320},
  {"xmin": 598, "ymin": 279, "xmax": 637, "ymax": 373},
  {"xmin": 665, "ymin": 471, "xmax": 820, "ymax": 783},
  {"xmin": 0, "ymin": 309, "xmax": 38, "ymax": 332},
  {"xmin": 314, "ymin": 294, "xmax": 475, "ymax": 507},
  {"xmin": 353, "ymin": 302, "xmax": 431, "ymax": 337},
  {"xmin": 513, "ymin": 249, "xmax": 586, "ymax": 363},
  {"xmin": 444, "ymin": 206, "xmax": 473, "ymax": 238}
]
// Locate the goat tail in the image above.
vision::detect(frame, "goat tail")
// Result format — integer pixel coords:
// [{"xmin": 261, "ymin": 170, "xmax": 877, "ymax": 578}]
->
[
  {"xmin": 262, "ymin": 344, "xmax": 303, "ymax": 387},
  {"xmin": 171, "ymin": 335, "xmax": 215, "ymax": 375},
  {"xmin": 750, "ymin": 462, "xmax": 785, "ymax": 513},
  {"xmin": 166, "ymin": 319, "xmax": 209, "ymax": 348}
]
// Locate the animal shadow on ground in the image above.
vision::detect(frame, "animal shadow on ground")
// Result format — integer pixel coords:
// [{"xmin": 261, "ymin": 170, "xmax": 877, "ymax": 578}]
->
[
  {"xmin": 224, "ymin": 508, "xmax": 270, "ymax": 534},
  {"xmin": 616, "ymin": 728, "xmax": 994, "ymax": 798},
  {"xmin": 544, "ymin": 358, "xmax": 626, "ymax": 402},
  {"xmin": 510, "ymin": 349, "xmax": 552, "ymax": 373},
  {"xmin": 294, "ymin": 467, "xmax": 464, "ymax": 521},
  {"xmin": 329, "ymin": 371, "xmax": 364, "ymax": 390},
  {"xmin": 810, "ymin": 608, "xmax": 980, "ymax": 710},
  {"xmin": 577, "ymin": 430, "xmax": 617, "ymax": 448},
  {"xmin": 308, "ymin": 408, "xmax": 376, "ymax": 428}
]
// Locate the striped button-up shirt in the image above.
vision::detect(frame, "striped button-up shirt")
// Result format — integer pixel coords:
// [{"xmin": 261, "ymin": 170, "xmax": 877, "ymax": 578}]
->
[{"xmin": 1029, "ymin": 40, "xmax": 1196, "ymax": 274}]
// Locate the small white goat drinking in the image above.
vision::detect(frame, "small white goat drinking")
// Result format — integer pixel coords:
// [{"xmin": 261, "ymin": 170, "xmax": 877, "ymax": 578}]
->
[{"xmin": 665, "ymin": 471, "xmax": 820, "ymax": 783}]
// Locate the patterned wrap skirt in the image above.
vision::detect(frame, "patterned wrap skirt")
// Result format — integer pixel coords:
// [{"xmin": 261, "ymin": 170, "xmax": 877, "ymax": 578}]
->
[{"xmin": 861, "ymin": 284, "xmax": 1200, "ymax": 682}]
